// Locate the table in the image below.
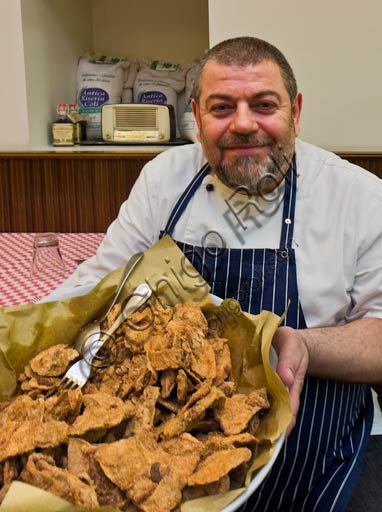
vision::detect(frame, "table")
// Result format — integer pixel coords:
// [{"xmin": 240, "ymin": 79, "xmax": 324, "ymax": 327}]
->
[{"xmin": 0, "ymin": 233, "xmax": 104, "ymax": 306}]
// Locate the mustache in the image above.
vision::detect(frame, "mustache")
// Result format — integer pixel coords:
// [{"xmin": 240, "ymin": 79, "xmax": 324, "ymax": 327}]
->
[{"xmin": 218, "ymin": 134, "xmax": 274, "ymax": 148}]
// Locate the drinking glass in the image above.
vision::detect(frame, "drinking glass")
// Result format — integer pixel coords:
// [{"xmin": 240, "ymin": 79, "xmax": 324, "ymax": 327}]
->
[{"xmin": 31, "ymin": 233, "xmax": 66, "ymax": 279}]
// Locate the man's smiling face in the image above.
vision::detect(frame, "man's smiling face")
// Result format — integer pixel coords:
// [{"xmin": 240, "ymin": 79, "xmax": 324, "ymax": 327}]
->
[{"xmin": 192, "ymin": 60, "xmax": 302, "ymax": 194}]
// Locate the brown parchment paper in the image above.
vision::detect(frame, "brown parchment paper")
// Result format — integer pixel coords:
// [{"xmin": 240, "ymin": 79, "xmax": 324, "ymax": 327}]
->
[{"xmin": 0, "ymin": 236, "xmax": 292, "ymax": 512}]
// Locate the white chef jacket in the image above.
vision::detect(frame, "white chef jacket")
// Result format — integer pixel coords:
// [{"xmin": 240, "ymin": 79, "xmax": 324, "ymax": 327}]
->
[{"xmin": 50, "ymin": 139, "xmax": 382, "ymax": 329}]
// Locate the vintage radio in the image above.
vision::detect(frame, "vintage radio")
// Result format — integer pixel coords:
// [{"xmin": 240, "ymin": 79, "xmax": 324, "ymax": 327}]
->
[{"xmin": 101, "ymin": 103, "xmax": 176, "ymax": 143}]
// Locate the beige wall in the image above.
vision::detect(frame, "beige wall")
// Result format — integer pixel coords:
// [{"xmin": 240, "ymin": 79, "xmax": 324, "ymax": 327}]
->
[
  {"xmin": 209, "ymin": 0, "xmax": 382, "ymax": 151},
  {"xmin": 21, "ymin": 0, "xmax": 94, "ymax": 146},
  {"xmin": 92, "ymin": 0, "xmax": 209, "ymax": 64},
  {"xmin": 0, "ymin": 0, "xmax": 29, "ymax": 146}
]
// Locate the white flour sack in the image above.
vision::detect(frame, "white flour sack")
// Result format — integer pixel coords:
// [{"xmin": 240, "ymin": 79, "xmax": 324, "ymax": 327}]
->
[
  {"xmin": 77, "ymin": 54, "xmax": 129, "ymax": 140},
  {"xmin": 134, "ymin": 60, "xmax": 188, "ymax": 136},
  {"xmin": 178, "ymin": 63, "xmax": 199, "ymax": 142},
  {"xmin": 122, "ymin": 59, "xmax": 139, "ymax": 104}
]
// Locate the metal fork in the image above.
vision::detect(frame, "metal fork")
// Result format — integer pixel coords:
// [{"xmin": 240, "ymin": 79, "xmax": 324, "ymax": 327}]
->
[
  {"xmin": 48, "ymin": 283, "xmax": 152, "ymax": 394},
  {"xmin": 73, "ymin": 252, "xmax": 144, "ymax": 356}
]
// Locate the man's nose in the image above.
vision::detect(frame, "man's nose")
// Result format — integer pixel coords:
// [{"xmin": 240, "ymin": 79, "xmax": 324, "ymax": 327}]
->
[{"xmin": 230, "ymin": 104, "xmax": 258, "ymax": 133}]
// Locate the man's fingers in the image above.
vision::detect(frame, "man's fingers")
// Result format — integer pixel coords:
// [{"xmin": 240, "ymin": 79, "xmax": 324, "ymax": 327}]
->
[{"xmin": 272, "ymin": 326, "xmax": 309, "ymax": 436}]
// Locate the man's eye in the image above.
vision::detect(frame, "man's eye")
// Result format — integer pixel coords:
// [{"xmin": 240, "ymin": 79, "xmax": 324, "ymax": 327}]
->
[
  {"xmin": 210, "ymin": 104, "xmax": 233, "ymax": 114},
  {"xmin": 255, "ymin": 102, "xmax": 277, "ymax": 112}
]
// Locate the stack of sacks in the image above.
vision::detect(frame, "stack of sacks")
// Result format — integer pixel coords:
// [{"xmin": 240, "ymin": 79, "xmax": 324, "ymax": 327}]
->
[{"xmin": 76, "ymin": 52, "xmax": 200, "ymax": 141}]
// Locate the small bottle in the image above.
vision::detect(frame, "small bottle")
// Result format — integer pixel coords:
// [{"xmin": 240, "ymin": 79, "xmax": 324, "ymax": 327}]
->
[
  {"xmin": 52, "ymin": 103, "xmax": 74, "ymax": 146},
  {"xmin": 68, "ymin": 103, "xmax": 80, "ymax": 143},
  {"xmin": 68, "ymin": 103, "xmax": 87, "ymax": 143}
]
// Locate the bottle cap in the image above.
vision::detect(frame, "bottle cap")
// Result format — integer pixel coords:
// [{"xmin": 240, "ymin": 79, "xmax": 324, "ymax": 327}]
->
[{"xmin": 57, "ymin": 103, "xmax": 67, "ymax": 114}]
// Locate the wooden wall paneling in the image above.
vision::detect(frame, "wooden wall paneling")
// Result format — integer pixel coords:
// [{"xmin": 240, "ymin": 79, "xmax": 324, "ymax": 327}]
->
[
  {"xmin": 91, "ymin": 158, "xmax": 149, "ymax": 232},
  {"xmin": 0, "ymin": 159, "xmax": 8, "ymax": 230},
  {"xmin": 0, "ymin": 158, "xmax": 11, "ymax": 231},
  {"xmin": 73, "ymin": 159, "xmax": 96, "ymax": 232},
  {"xmin": 31, "ymin": 158, "xmax": 49, "ymax": 229},
  {"xmin": 59, "ymin": 159, "xmax": 80, "ymax": 232},
  {"xmin": 338, "ymin": 154, "xmax": 382, "ymax": 179},
  {"xmin": 93, "ymin": 159, "xmax": 111, "ymax": 233},
  {"xmin": 94, "ymin": 158, "xmax": 122, "ymax": 232},
  {"xmin": 10, "ymin": 159, "xmax": 30, "ymax": 232},
  {"xmin": 0, "ymin": 154, "xmax": 154, "ymax": 232},
  {"xmin": 40, "ymin": 158, "xmax": 62, "ymax": 231}
]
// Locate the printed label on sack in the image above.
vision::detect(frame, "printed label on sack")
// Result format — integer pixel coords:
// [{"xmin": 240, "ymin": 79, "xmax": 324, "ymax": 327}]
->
[
  {"xmin": 139, "ymin": 91, "xmax": 167, "ymax": 104},
  {"xmin": 78, "ymin": 87, "xmax": 109, "ymax": 111},
  {"xmin": 150, "ymin": 60, "xmax": 179, "ymax": 72},
  {"xmin": 88, "ymin": 55, "xmax": 128, "ymax": 65}
]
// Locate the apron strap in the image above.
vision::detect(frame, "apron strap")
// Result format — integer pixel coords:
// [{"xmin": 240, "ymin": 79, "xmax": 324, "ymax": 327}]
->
[
  {"xmin": 163, "ymin": 155, "xmax": 298, "ymax": 246},
  {"xmin": 162, "ymin": 162, "xmax": 210, "ymax": 237},
  {"xmin": 279, "ymin": 155, "xmax": 297, "ymax": 249}
]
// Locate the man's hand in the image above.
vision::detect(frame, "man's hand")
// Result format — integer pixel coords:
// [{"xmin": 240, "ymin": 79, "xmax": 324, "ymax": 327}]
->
[
  {"xmin": 272, "ymin": 326, "xmax": 309, "ymax": 436},
  {"xmin": 271, "ymin": 318, "xmax": 382, "ymax": 435}
]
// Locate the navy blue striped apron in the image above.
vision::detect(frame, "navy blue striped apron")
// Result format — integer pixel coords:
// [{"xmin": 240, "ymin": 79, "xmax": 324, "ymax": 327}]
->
[{"xmin": 159, "ymin": 158, "xmax": 373, "ymax": 511}]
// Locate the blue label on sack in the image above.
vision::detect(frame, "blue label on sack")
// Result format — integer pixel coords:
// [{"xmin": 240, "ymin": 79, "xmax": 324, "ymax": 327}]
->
[
  {"xmin": 139, "ymin": 91, "xmax": 167, "ymax": 104},
  {"xmin": 79, "ymin": 88, "xmax": 109, "ymax": 108}
]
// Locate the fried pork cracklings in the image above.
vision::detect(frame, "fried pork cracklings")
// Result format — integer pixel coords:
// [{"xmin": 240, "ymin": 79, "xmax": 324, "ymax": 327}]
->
[{"xmin": 0, "ymin": 299, "xmax": 270, "ymax": 511}]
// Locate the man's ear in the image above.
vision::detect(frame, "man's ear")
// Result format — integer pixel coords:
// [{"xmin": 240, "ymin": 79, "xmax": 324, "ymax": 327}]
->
[
  {"xmin": 191, "ymin": 98, "xmax": 201, "ymax": 141},
  {"xmin": 292, "ymin": 92, "xmax": 303, "ymax": 136}
]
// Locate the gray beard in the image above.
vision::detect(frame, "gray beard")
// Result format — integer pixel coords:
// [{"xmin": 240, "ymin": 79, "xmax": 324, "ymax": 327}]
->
[{"xmin": 214, "ymin": 152, "xmax": 292, "ymax": 196}]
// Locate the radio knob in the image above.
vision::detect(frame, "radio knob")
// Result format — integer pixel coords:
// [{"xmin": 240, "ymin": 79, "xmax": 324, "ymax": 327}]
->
[{"xmin": 159, "ymin": 133, "xmax": 165, "ymax": 140}]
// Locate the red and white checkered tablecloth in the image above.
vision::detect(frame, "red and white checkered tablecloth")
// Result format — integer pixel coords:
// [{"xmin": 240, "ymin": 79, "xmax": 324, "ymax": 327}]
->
[{"xmin": 0, "ymin": 233, "xmax": 104, "ymax": 307}]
